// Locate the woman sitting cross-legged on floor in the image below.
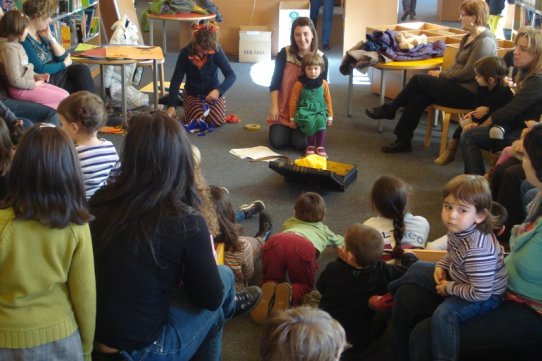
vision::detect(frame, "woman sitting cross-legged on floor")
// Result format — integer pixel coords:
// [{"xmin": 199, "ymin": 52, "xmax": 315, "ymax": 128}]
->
[{"xmin": 365, "ymin": 0, "xmax": 497, "ymax": 154}]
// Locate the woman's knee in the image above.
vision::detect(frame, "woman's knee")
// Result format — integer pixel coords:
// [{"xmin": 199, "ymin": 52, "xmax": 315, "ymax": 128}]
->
[{"xmin": 269, "ymin": 124, "xmax": 290, "ymax": 149}]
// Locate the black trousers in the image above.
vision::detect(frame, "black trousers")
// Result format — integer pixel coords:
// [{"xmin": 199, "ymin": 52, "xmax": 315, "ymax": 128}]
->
[
  {"xmin": 390, "ymin": 74, "xmax": 476, "ymax": 142},
  {"xmin": 50, "ymin": 63, "xmax": 96, "ymax": 94}
]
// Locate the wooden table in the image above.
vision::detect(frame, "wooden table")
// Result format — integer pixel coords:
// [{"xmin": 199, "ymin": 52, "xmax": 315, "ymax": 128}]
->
[
  {"xmin": 146, "ymin": 12, "xmax": 216, "ymax": 54},
  {"xmin": 73, "ymin": 46, "xmax": 163, "ymax": 125},
  {"xmin": 348, "ymin": 57, "xmax": 443, "ymax": 132}
]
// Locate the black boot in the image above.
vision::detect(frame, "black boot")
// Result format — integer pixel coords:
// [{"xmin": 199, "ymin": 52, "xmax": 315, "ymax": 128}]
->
[
  {"xmin": 365, "ymin": 103, "xmax": 397, "ymax": 120},
  {"xmin": 382, "ymin": 140, "xmax": 412, "ymax": 153}
]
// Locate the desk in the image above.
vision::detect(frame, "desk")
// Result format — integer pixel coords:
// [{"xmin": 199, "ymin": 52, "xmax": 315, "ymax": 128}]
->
[
  {"xmin": 73, "ymin": 46, "xmax": 164, "ymax": 125},
  {"xmin": 146, "ymin": 13, "xmax": 216, "ymax": 54},
  {"xmin": 348, "ymin": 57, "xmax": 443, "ymax": 132}
]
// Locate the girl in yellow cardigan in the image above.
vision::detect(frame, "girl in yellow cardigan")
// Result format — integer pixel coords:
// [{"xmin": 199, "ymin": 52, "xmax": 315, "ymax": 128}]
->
[{"xmin": 0, "ymin": 124, "xmax": 95, "ymax": 361}]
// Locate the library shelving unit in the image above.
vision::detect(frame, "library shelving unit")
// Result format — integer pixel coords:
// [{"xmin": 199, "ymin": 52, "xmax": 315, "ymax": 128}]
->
[
  {"xmin": 50, "ymin": 0, "xmax": 101, "ymax": 50},
  {"xmin": 513, "ymin": 0, "xmax": 542, "ymax": 32}
]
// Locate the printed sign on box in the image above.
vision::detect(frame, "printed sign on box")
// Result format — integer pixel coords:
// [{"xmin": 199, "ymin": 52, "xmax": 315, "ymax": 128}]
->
[
  {"xmin": 239, "ymin": 26, "xmax": 272, "ymax": 63},
  {"xmin": 278, "ymin": 1, "xmax": 310, "ymax": 50}
]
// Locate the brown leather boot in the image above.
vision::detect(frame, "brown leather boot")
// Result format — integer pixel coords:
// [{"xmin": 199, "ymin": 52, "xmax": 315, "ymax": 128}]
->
[{"xmin": 434, "ymin": 139, "xmax": 459, "ymax": 165}]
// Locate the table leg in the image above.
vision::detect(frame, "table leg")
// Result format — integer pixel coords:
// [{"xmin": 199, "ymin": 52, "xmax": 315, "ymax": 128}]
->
[
  {"xmin": 99, "ymin": 64, "xmax": 105, "ymax": 98},
  {"xmin": 162, "ymin": 19, "xmax": 167, "ymax": 55},
  {"xmin": 149, "ymin": 18, "xmax": 154, "ymax": 46},
  {"xmin": 121, "ymin": 64, "xmax": 127, "ymax": 127},
  {"xmin": 347, "ymin": 68, "xmax": 353, "ymax": 118},
  {"xmin": 378, "ymin": 69, "xmax": 386, "ymax": 133},
  {"xmin": 152, "ymin": 59, "xmax": 159, "ymax": 109}
]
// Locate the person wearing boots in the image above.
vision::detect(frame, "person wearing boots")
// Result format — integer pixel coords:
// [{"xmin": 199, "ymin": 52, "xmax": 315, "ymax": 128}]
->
[{"xmin": 401, "ymin": 0, "xmax": 417, "ymax": 21}]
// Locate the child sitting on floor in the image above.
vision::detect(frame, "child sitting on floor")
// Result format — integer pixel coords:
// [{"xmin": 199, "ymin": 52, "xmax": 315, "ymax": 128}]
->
[
  {"xmin": 251, "ymin": 192, "xmax": 344, "ymax": 324},
  {"xmin": 364, "ymin": 175, "xmax": 429, "ymax": 260},
  {"xmin": 57, "ymin": 91, "xmax": 119, "ymax": 200},
  {"xmin": 260, "ymin": 306, "xmax": 347, "ymax": 361},
  {"xmin": 0, "ymin": 10, "xmax": 68, "ymax": 110},
  {"xmin": 289, "ymin": 53, "xmax": 333, "ymax": 157},
  {"xmin": 317, "ymin": 223, "xmax": 417, "ymax": 360}
]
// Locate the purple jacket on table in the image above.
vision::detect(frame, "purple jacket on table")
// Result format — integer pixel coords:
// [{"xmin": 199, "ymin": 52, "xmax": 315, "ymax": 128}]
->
[{"xmin": 167, "ymin": 45, "xmax": 236, "ymax": 108}]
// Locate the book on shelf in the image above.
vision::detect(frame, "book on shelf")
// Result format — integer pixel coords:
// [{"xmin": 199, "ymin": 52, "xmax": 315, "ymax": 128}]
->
[{"xmin": 60, "ymin": 22, "xmax": 71, "ymax": 48}]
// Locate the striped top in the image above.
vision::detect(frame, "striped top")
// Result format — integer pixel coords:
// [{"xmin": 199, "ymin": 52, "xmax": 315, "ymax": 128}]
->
[
  {"xmin": 437, "ymin": 225, "xmax": 508, "ymax": 302},
  {"xmin": 76, "ymin": 140, "xmax": 119, "ymax": 200}
]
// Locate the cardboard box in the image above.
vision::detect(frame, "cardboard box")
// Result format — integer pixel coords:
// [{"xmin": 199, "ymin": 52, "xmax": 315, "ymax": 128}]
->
[
  {"xmin": 278, "ymin": 0, "xmax": 310, "ymax": 50},
  {"xmin": 239, "ymin": 26, "xmax": 272, "ymax": 63}
]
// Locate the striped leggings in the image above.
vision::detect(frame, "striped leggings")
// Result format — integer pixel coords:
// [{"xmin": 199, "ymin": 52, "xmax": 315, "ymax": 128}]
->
[{"xmin": 182, "ymin": 93, "xmax": 226, "ymax": 127}]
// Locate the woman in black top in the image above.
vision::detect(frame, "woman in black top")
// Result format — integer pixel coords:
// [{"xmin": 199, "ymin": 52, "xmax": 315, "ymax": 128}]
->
[{"xmin": 90, "ymin": 111, "xmax": 236, "ymax": 361}]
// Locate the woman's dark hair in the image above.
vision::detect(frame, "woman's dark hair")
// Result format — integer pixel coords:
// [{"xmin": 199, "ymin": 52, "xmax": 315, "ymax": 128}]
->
[
  {"xmin": 190, "ymin": 21, "xmax": 219, "ymax": 53},
  {"xmin": 289, "ymin": 16, "xmax": 318, "ymax": 55},
  {"xmin": 294, "ymin": 192, "xmax": 325, "ymax": 222},
  {"xmin": 474, "ymin": 56, "xmax": 508, "ymax": 84},
  {"xmin": 209, "ymin": 185, "xmax": 242, "ymax": 253},
  {"xmin": 371, "ymin": 175, "xmax": 410, "ymax": 259},
  {"xmin": 90, "ymin": 112, "xmax": 200, "ymax": 260},
  {"xmin": 57, "ymin": 91, "xmax": 107, "ymax": 133},
  {"xmin": 0, "ymin": 117, "xmax": 14, "ymax": 176},
  {"xmin": 0, "ymin": 10, "xmax": 29, "ymax": 41},
  {"xmin": 1, "ymin": 124, "xmax": 90, "ymax": 228},
  {"xmin": 523, "ymin": 125, "xmax": 542, "ymax": 221},
  {"xmin": 23, "ymin": 0, "xmax": 57, "ymax": 19}
]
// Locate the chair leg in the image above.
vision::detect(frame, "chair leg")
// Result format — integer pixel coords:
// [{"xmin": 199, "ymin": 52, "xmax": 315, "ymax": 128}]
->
[
  {"xmin": 424, "ymin": 108, "xmax": 435, "ymax": 148},
  {"xmin": 159, "ymin": 63, "xmax": 165, "ymax": 96},
  {"xmin": 439, "ymin": 112, "xmax": 451, "ymax": 157}
]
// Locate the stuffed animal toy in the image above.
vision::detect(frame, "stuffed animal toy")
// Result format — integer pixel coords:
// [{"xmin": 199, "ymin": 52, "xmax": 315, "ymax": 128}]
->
[{"xmin": 396, "ymin": 31, "xmax": 428, "ymax": 50}]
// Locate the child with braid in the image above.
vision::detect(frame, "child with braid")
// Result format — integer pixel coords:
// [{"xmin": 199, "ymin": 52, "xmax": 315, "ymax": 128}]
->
[{"xmin": 363, "ymin": 175, "xmax": 429, "ymax": 260}]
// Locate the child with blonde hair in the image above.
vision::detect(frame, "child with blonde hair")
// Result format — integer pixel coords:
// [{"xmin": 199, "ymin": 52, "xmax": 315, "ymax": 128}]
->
[
  {"xmin": 0, "ymin": 10, "xmax": 68, "ymax": 109},
  {"xmin": 260, "ymin": 306, "xmax": 347, "ymax": 361},
  {"xmin": 57, "ymin": 91, "xmax": 119, "ymax": 199},
  {"xmin": 289, "ymin": 52, "xmax": 333, "ymax": 157}
]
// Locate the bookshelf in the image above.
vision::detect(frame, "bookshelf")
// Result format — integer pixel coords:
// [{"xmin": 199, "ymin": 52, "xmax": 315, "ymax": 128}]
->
[
  {"xmin": 50, "ymin": 0, "xmax": 101, "ymax": 50},
  {"xmin": 513, "ymin": 1, "xmax": 542, "ymax": 33}
]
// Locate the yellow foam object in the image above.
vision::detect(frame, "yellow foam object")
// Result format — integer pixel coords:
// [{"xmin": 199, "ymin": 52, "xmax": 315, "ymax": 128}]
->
[{"xmin": 294, "ymin": 154, "xmax": 327, "ymax": 170}]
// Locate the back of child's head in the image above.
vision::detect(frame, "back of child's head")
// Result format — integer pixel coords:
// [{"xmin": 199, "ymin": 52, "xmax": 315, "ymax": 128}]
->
[
  {"xmin": 1, "ymin": 123, "xmax": 90, "ymax": 228},
  {"xmin": 0, "ymin": 10, "xmax": 29, "ymax": 41},
  {"xmin": 190, "ymin": 21, "xmax": 219, "ymax": 51},
  {"xmin": 57, "ymin": 91, "xmax": 106, "ymax": 134},
  {"xmin": 345, "ymin": 223, "xmax": 384, "ymax": 268},
  {"xmin": 301, "ymin": 53, "xmax": 326, "ymax": 73},
  {"xmin": 0, "ymin": 117, "xmax": 13, "ymax": 176},
  {"xmin": 371, "ymin": 175, "xmax": 410, "ymax": 258},
  {"xmin": 209, "ymin": 185, "xmax": 242, "ymax": 251},
  {"xmin": 442, "ymin": 174, "xmax": 494, "ymax": 233},
  {"xmin": 260, "ymin": 306, "xmax": 347, "ymax": 361},
  {"xmin": 474, "ymin": 56, "xmax": 508, "ymax": 83},
  {"xmin": 491, "ymin": 201, "xmax": 508, "ymax": 235},
  {"xmin": 294, "ymin": 192, "xmax": 325, "ymax": 222}
]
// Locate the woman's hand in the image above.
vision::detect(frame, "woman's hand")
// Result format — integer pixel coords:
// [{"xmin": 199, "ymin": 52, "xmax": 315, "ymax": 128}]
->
[
  {"xmin": 38, "ymin": 25, "xmax": 54, "ymax": 43},
  {"xmin": 205, "ymin": 89, "xmax": 219, "ymax": 103},
  {"xmin": 64, "ymin": 53, "xmax": 72, "ymax": 67},
  {"xmin": 268, "ymin": 104, "xmax": 279, "ymax": 122},
  {"xmin": 428, "ymin": 70, "xmax": 441, "ymax": 78}
]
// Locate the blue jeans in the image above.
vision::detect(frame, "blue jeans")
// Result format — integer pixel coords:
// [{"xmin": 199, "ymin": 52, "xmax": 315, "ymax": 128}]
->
[
  {"xmin": 309, "ymin": 0, "xmax": 334, "ymax": 46},
  {"xmin": 460, "ymin": 126, "xmax": 521, "ymax": 175},
  {"xmin": 2, "ymin": 98, "xmax": 59, "ymax": 127},
  {"xmin": 269, "ymin": 124, "xmax": 307, "ymax": 150},
  {"xmin": 0, "ymin": 330, "xmax": 83, "ymax": 361},
  {"xmin": 120, "ymin": 266, "xmax": 236, "ymax": 361}
]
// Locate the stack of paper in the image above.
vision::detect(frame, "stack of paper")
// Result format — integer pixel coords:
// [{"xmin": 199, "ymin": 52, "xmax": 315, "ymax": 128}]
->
[{"xmin": 229, "ymin": 146, "xmax": 286, "ymax": 162}]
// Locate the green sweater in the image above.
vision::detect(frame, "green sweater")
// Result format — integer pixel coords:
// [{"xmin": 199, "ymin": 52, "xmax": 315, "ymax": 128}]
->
[
  {"xmin": 0, "ymin": 208, "xmax": 95, "ymax": 361},
  {"xmin": 282, "ymin": 217, "xmax": 344, "ymax": 253}
]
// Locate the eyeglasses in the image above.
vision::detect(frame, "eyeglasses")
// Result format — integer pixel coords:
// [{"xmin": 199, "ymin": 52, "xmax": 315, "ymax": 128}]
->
[{"xmin": 460, "ymin": 13, "xmax": 472, "ymax": 18}]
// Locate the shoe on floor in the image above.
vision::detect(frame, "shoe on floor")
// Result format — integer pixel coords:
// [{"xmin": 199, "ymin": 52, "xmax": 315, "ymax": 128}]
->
[
  {"xmin": 302, "ymin": 290, "xmax": 322, "ymax": 308},
  {"xmin": 234, "ymin": 286, "xmax": 263, "ymax": 318},
  {"xmin": 306, "ymin": 145, "xmax": 316, "ymax": 155},
  {"xmin": 381, "ymin": 140, "xmax": 412, "ymax": 153},
  {"xmin": 255, "ymin": 211, "xmax": 273, "ymax": 242},
  {"xmin": 368, "ymin": 293, "xmax": 394, "ymax": 311},
  {"xmin": 365, "ymin": 103, "xmax": 397, "ymax": 120},
  {"xmin": 401, "ymin": 9, "xmax": 410, "ymax": 21},
  {"xmin": 250, "ymin": 282, "xmax": 276, "ymax": 324},
  {"xmin": 271, "ymin": 282, "xmax": 292, "ymax": 314},
  {"xmin": 316, "ymin": 147, "xmax": 328, "ymax": 158},
  {"xmin": 239, "ymin": 200, "xmax": 265, "ymax": 219}
]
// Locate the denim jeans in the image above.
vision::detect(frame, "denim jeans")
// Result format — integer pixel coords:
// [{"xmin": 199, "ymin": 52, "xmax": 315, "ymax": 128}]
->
[
  {"xmin": 309, "ymin": 0, "xmax": 334, "ymax": 46},
  {"xmin": 0, "ymin": 330, "xmax": 83, "ymax": 361},
  {"xmin": 2, "ymin": 98, "xmax": 59, "ymax": 127},
  {"xmin": 460, "ymin": 126, "xmax": 521, "ymax": 175},
  {"xmin": 120, "ymin": 266, "xmax": 236, "ymax": 361},
  {"xmin": 269, "ymin": 124, "xmax": 307, "ymax": 150}
]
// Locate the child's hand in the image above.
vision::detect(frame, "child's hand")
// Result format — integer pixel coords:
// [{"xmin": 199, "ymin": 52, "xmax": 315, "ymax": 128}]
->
[
  {"xmin": 35, "ymin": 80, "xmax": 44, "ymax": 87},
  {"xmin": 463, "ymin": 122, "xmax": 478, "ymax": 131},
  {"xmin": 205, "ymin": 89, "xmax": 219, "ymax": 102},
  {"xmin": 511, "ymin": 139, "xmax": 524, "ymax": 154},
  {"xmin": 463, "ymin": 111, "xmax": 474, "ymax": 119},
  {"xmin": 435, "ymin": 280, "xmax": 448, "ymax": 296},
  {"xmin": 525, "ymin": 120, "xmax": 538, "ymax": 130},
  {"xmin": 472, "ymin": 106, "xmax": 489, "ymax": 119},
  {"xmin": 434, "ymin": 266, "xmax": 447, "ymax": 284},
  {"xmin": 166, "ymin": 106, "xmax": 177, "ymax": 118}
]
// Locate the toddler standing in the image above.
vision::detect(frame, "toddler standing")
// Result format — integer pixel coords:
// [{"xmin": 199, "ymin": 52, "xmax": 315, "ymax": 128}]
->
[
  {"xmin": 251, "ymin": 192, "xmax": 343, "ymax": 324},
  {"xmin": 386, "ymin": 174, "xmax": 508, "ymax": 361},
  {"xmin": 364, "ymin": 175, "xmax": 429, "ymax": 260},
  {"xmin": 289, "ymin": 53, "xmax": 333, "ymax": 157},
  {"xmin": 57, "ymin": 91, "xmax": 119, "ymax": 200},
  {"xmin": 0, "ymin": 10, "xmax": 68, "ymax": 109}
]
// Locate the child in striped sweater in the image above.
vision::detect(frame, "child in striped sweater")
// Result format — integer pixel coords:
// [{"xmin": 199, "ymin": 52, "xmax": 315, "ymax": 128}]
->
[
  {"xmin": 383, "ymin": 174, "xmax": 508, "ymax": 361},
  {"xmin": 57, "ymin": 91, "xmax": 119, "ymax": 200}
]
